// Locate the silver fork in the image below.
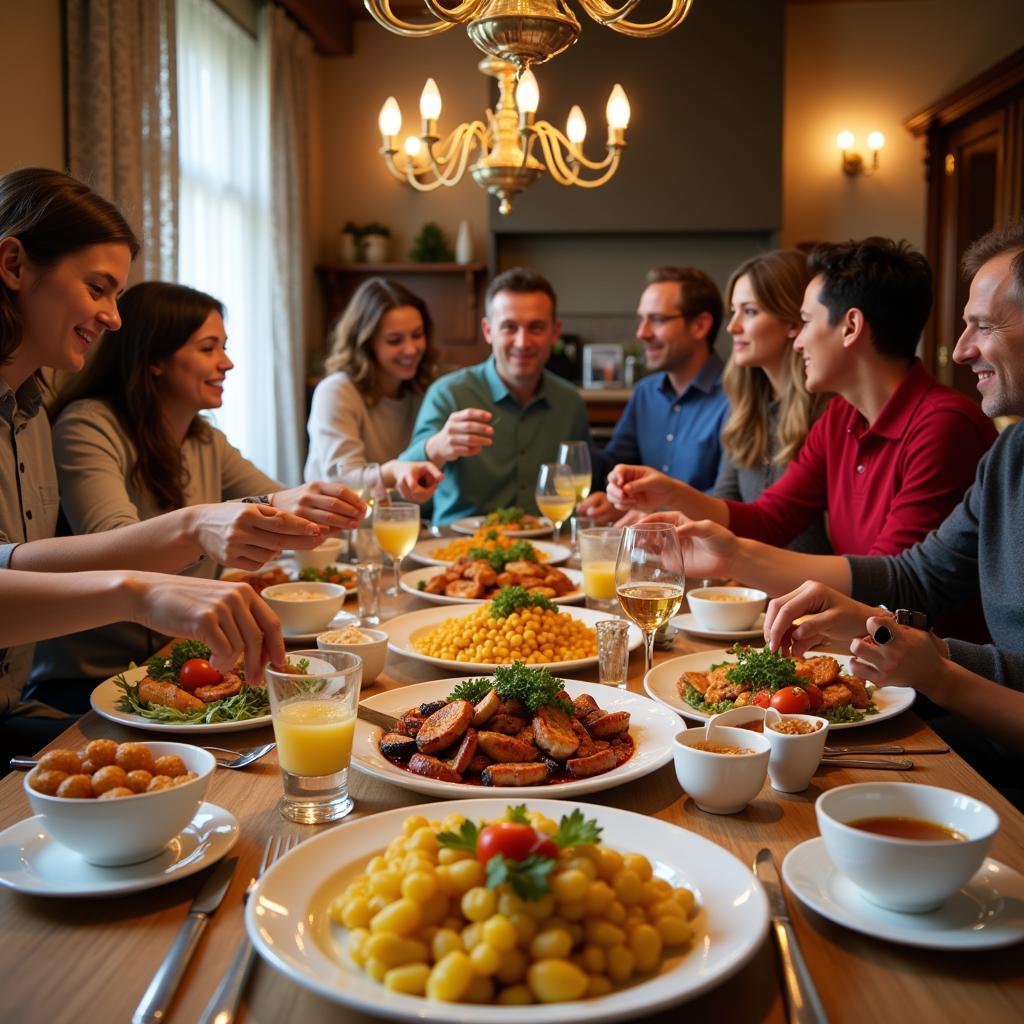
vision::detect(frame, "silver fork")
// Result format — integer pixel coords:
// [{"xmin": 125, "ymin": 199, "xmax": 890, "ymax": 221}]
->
[
  {"xmin": 201, "ymin": 742, "xmax": 276, "ymax": 769},
  {"xmin": 197, "ymin": 834, "xmax": 298, "ymax": 1024}
]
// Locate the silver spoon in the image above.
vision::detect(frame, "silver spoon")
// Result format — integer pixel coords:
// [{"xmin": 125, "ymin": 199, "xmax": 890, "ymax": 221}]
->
[{"xmin": 200, "ymin": 742, "xmax": 276, "ymax": 769}]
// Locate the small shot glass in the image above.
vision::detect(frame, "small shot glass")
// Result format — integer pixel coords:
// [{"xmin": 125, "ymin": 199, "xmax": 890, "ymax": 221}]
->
[
  {"xmin": 356, "ymin": 562, "xmax": 382, "ymax": 626},
  {"xmin": 596, "ymin": 619, "xmax": 630, "ymax": 689}
]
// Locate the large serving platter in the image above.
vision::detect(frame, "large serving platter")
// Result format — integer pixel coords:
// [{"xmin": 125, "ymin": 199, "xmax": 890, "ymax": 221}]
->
[
  {"xmin": 247, "ymin": 797, "xmax": 769, "ymax": 1023},
  {"xmin": 382, "ymin": 604, "xmax": 642, "ymax": 674},
  {"xmin": 409, "ymin": 537, "xmax": 570, "ymax": 567},
  {"xmin": 451, "ymin": 515, "xmax": 553, "ymax": 538},
  {"xmin": 353, "ymin": 677, "xmax": 680, "ymax": 798},
  {"xmin": 643, "ymin": 649, "xmax": 914, "ymax": 731},
  {"xmin": 399, "ymin": 565, "xmax": 584, "ymax": 606}
]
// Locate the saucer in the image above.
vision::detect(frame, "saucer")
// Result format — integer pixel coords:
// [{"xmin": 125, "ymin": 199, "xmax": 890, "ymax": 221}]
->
[
  {"xmin": 782, "ymin": 837, "xmax": 1024, "ymax": 950},
  {"xmin": 0, "ymin": 802, "xmax": 239, "ymax": 898},
  {"xmin": 283, "ymin": 611, "xmax": 358, "ymax": 644},
  {"xmin": 671, "ymin": 612, "xmax": 765, "ymax": 641}
]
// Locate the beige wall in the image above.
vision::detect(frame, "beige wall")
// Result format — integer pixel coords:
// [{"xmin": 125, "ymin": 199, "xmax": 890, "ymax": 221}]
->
[
  {"xmin": 0, "ymin": 0, "xmax": 64, "ymax": 173},
  {"xmin": 782, "ymin": 0, "xmax": 1024, "ymax": 251}
]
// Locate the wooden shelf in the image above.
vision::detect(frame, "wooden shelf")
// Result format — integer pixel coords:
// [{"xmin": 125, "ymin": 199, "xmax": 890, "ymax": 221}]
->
[{"xmin": 316, "ymin": 262, "xmax": 486, "ymax": 275}]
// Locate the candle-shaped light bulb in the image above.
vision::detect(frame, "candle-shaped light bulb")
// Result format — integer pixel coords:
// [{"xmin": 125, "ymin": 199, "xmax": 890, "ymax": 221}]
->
[
  {"xmin": 379, "ymin": 97, "xmax": 402, "ymax": 137},
  {"xmin": 836, "ymin": 130, "xmax": 854, "ymax": 151},
  {"xmin": 606, "ymin": 84, "xmax": 630, "ymax": 129},
  {"xmin": 867, "ymin": 130, "xmax": 885, "ymax": 151},
  {"xmin": 567, "ymin": 104, "xmax": 587, "ymax": 145},
  {"xmin": 404, "ymin": 136, "xmax": 422, "ymax": 157},
  {"xmin": 516, "ymin": 69, "xmax": 540, "ymax": 114},
  {"xmin": 419, "ymin": 78, "xmax": 442, "ymax": 120}
]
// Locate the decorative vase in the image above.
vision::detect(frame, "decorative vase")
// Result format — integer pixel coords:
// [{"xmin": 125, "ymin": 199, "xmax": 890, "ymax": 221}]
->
[
  {"xmin": 339, "ymin": 230, "xmax": 359, "ymax": 263},
  {"xmin": 455, "ymin": 220, "xmax": 473, "ymax": 264},
  {"xmin": 362, "ymin": 233, "xmax": 390, "ymax": 263}
]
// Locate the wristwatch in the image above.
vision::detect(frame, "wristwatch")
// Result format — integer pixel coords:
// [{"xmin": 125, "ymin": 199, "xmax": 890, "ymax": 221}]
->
[
  {"xmin": 241, "ymin": 494, "xmax": 272, "ymax": 505},
  {"xmin": 893, "ymin": 608, "xmax": 929, "ymax": 629}
]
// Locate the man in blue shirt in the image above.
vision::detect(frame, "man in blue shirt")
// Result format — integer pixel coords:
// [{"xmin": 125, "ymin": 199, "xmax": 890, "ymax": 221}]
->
[
  {"xmin": 580, "ymin": 266, "xmax": 728, "ymax": 523},
  {"xmin": 400, "ymin": 268, "xmax": 591, "ymax": 524}
]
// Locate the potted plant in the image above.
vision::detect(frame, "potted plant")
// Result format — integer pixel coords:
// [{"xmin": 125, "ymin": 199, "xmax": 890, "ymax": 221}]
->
[
  {"xmin": 361, "ymin": 223, "xmax": 391, "ymax": 262},
  {"xmin": 409, "ymin": 221, "xmax": 454, "ymax": 262},
  {"xmin": 338, "ymin": 221, "xmax": 360, "ymax": 263}
]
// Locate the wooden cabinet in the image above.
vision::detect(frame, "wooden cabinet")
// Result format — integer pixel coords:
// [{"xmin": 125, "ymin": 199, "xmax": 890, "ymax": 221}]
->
[{"xmin": 314, "ymin": 262, "xmax": 488, "ymax": 370}]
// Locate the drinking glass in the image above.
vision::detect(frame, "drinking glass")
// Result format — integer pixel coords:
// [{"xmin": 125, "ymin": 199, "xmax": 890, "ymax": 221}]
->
[
  {"xmin": 580, "ymin": 527, "xmax": 622, "ymax": 612},
  {"xmin": 265, "ymin": 650, "xmax": 361, "ymax": 824},
  {"xmin": 559, "ymin": 441, "xmax": 593, "ymax": 559},
  {"xmin": 614, "ymin": 522, "xmax": 686, "ymax": 676},
  {"xmin": 535, "ymin": 462, "xmax": 576, "ymax": 545},
  {"xmin": 359, "ymin": 463, "xmax": 384, "ymax": 515},
  {"xmin": 373, "ymin": 500, "xmax": 420, "ymax": 598}
]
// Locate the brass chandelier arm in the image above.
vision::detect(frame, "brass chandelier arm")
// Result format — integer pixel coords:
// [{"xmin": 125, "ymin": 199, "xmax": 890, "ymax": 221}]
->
[
  {"xmin": 532, "ymin": 123, "xmax": 620, "ymax": 187},
  {"xmin": 425, "ymin": 122, "xmax": 490, "ymax": 186},
  {"xmin": 364, "ymin": 0, "xmax": 453, "ymax": 37},
  {"xmin": 421, "ymin": 0, "xmax": 487, "ymax": 26},
  {"xmin": 530, "ymin": 121, "xmax": 616, "ymax": 174},
  {"xmin": 383, "ymin": 150, "xmax": 448, "ymax": 190},
  {"xmin": 577, "ymin": 0, "xmax": 693, "ymax": 36}
]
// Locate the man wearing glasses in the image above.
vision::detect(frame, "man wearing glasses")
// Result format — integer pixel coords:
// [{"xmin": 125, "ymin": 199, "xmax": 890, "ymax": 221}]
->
[{"xmin": 580, "ymin": 267, "xmax": 728, "ymax": 523}]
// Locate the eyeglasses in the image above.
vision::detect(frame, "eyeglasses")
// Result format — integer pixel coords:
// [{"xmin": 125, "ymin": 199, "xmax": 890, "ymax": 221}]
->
[{"xmin": 636, "ymin": 313, "xmax": 686, "ymax": 329}]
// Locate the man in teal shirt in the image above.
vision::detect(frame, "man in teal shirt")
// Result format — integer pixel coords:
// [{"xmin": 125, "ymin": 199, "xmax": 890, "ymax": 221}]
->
[{"xmin": 400, "ymin": 268, "xmax": 591, "ymax": 524}]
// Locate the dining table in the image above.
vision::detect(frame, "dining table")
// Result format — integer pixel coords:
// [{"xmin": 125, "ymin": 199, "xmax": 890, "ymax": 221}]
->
[{"xmin": 2, "ymin": 574, "xmax": 1023, "ymax": 1024}]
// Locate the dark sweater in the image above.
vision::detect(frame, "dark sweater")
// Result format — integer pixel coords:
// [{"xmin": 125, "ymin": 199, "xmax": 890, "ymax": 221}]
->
[{"xmin": 848, "ymin": 422, "xmax": 1024, "ymax": 690}]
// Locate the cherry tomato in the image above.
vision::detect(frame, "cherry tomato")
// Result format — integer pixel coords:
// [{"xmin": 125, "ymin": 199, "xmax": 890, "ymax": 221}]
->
[
  {"xmin": 752, "ymin": 691, "xmax": 771, "ymax": 709},
  {"xmin": 804, "ymin": 683, "xmax": 823, "ymax": 712},
  {"xmin": 476, "ymin": 823, "xmax": 556, "ymax": 864},
  {"xmin": 178, "ymin": 658, "xmax": 223, "ymax": 693},
  {"xmin": 770, "ymin": 686, "xmax": 811, "ymax": 715}
]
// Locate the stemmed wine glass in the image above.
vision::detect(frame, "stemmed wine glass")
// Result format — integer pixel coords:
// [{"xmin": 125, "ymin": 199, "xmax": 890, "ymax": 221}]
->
[
  {"xmin": 535, "ymin": 462, "xmax": 576, "ymax": 545},
  {"xmin": 372, "ymin": 501, "xmax": 420, "ymax": 598},
  {"xmin": 558, "ymin": 440, "xmax": 592, "ymax": 559},
  {"xmin": 614, "ymin": 522, "xmax": 686, "ymax": 676}
]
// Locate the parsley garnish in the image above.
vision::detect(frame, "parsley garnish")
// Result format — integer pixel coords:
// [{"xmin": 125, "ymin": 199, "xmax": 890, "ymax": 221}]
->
[
  {"xmin": 506, "ymin": 804, "xmax": 530, "ymax": 824},
  {"xmin": 724, "ymin": 644, "xmax": 800, "ymax": 693},
  {"xmin": 417, "ymin": 580, "xmax": 426, "ymax": 591},
  {"xmin": 486, "ymin": 854, "xmax": 557, "ymax": 900},
  {"xmin": 552, "ymin": 807, "xmax": 603, "ymax": 848},
  {"xmin": 490, "ymin": 586, "xmax": 556, "ymax": 620},
  {"xmin": 446, "ymin": 664, "xmax": 570, "ymax": 713},
  {"xmin": 447, "ymin": 677, "xmax": 493, "ymax": 705},
  {"xmin": 467, "ymin": 541, "xmax": 538, "ymax": 573},
  {"xmin": 145, "ymin": 640, "xmax": 212, "ymax": 683},
  {"xmin": 436, "ymin": 819, "xmax": 481, "ymax": 854},
  {"xmin": 484, "ymin": 507, "xmax": 526, "ymax": 525}
]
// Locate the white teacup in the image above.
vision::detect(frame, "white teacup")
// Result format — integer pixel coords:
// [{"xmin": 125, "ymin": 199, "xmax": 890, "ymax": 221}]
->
[
  {"xmin": 763, "ymin": 710, "xmax": 829, "ymax": 793},
  {"xmin": 673, "ymin": 725, "xmax": 770, "ymax": 814}
]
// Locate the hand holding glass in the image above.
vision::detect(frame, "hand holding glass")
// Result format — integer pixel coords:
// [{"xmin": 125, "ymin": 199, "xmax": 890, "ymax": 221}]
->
[
  {"xmin": 373, "ymin": 500, "xmax": 420, "ymax": 597},
  {"xmin": 535, "ymin": 462, "xmax": 576, "ymax": 543}
]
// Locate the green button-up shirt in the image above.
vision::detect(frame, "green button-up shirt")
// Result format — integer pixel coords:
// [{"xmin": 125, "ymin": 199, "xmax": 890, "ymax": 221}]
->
[{"xmin": 401, "ymin": 357, "xmax": 591, "ymax": 524}]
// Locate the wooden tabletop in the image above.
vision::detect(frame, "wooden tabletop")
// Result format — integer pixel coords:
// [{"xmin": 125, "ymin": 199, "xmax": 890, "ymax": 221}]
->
[{"xmin": 2, "ymin": 589, "xmax": 1023, "ymax": 1024}]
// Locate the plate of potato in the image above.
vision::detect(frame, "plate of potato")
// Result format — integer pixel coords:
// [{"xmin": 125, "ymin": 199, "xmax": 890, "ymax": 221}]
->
[{"xmin": 400, "ymin": 565, "xmax": 584, "ymax": 606}]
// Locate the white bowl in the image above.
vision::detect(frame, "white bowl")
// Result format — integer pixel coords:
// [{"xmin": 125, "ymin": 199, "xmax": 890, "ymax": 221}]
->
[
  {"xmin": 292, "ymin": 537, "xmax": 345, "ymax": 571},
  {"xmin": 687, "ymin": 587, "xmax": 767, "ymax": 632},
  {"xmin": 764, "ymin": 713, "xmax": 829, "ymax": 793},
  {"xmin": 673, "ymin": 725, "xmax": 770, "ymax": 814},
  {"xmin": 262, "ymin": 581, "xmax": 346, "ymax": 634},
  {"xmin": 25, "ymin": 742, "xmax": 214, "ymax": 866},
  {"xmin": 316, "ymin": 627, "xmax": 388, "ymax": 683},
  {"xmin": 816, "ymin": 782, "xmax": 1000, "ymax": 912}
]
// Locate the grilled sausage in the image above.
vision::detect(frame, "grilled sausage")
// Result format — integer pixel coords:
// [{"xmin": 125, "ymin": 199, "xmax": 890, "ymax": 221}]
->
[
  {"xmin": 532, "ymin": 705, "xmax": 580, "ymax": 759},
  {"xmin": 488, "ymin": 713, "xmax": 527, "ymax": 735},
  {"xmin": 447, "ymin": 728, "xmax": 478, "ymax": 775},
  {"xmin": 566, "ymin": 747, "xmax": 618, "ymax": 779},
  {"xmin": 139, "ymin": 678, "xmax": 204, "ymax": 712},
  {"xmin": 467, "ymin": 753, "xmax": 493, "ymax": 774},
  {"xmin": 419, "ymin": 701, "xmax": 448, "ymax": 716},
  {"xmin": 477, "ymin": 731, "xmax": 538, "ymax": 763},
  {"xmin": 379, "ymin": 732, "xmax": 418, "ymax": 760},
  {"xmin": 408, "ymin": 753, "xmax": 462, "ymax": 783},
  {"xmin": 472, "ymin": 689, "xmax": 501, "ymax": 726},
  {"xmin": 416, "ymin": 700, "xmax": 474, "ymax": 754},
  {"xmin": 571, "ymin": 694, "xmax": 601, "ymax": 719},
  {"xmin": 193, "ymin": 672, "xmax": 243, "ymax": 703},
  {"xmin": 586, "ymin": 711, "xmax": 631, "ymax": 739},
  {"xmin": 482, "ymin": 761, "xmax": 550, "ymax": 787}
]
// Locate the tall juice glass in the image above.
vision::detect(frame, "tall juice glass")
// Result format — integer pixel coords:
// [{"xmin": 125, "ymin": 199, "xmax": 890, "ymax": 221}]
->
[
  {"xmin": 535, "ymin": 462, "xmax": 576, "ymax": 545},
  {"xmin": 373, "ymin": 500, "xmax": 420, "ymax": 597},
  {"xmin": 579, "ymin": 527, "xmax": 621, "ymax": 612},
  {"xmin": 266, "ymin": 650, "xmax": 361, "ymax": 824}
]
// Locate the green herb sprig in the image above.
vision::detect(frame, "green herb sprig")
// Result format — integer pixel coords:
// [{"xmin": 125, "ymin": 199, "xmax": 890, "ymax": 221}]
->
[
  {"xmin": 724, "ymin": 644, "xmax": 800, "ymax": 693},
  {"xmin": 467, "ymin": 541, "xmax": 538, "ymax": 573},
  {"xmin": 144, "ymin": 640, "xmax": 212, "ymax": 684},
  {"xmin": 489, "ymin": 585, "xmax": 556, "ymax": 620},
  {"xmin": 483, "ymin": 507, "xmax": 526, "ymax": 525}
]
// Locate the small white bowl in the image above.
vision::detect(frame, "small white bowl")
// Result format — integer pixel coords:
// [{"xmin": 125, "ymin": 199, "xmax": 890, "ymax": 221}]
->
[
  {"xmin": 764, "ymin": 713, "xmax": 829, "ymax": 793},
  {"xmin": 25, "ymin": 742, "xmax": 214, "ymax": 866},
  {"xmin": 673, "ymin": 725, "xmax": 770, "ymax": 814},
  {"xmin": 262, "ymin": 581, "xmax": 346, "ymax": 634},
  {"xmin": 816, "ymin": 782, "xmax": 1000, "ymax": 913},
  {"xmin": 316, "ymin": 627, "xmax": 388, "ymax": 683},
  {"xmin": 687, "ymin": 586, "xmax": 767, "ymax": 632},
  {"xmin": 292, "ymin": 537, "xmax": 345, "ymax": 571}
]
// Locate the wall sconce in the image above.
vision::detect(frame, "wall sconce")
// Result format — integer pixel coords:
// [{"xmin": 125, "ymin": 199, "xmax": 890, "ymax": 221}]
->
[{"xmin": 837, "ymin": 130, "xmax": 885, "ymax": 176}]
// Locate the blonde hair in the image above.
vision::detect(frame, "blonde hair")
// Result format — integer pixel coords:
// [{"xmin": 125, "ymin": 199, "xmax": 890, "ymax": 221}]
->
[
  {"xmin": 323, "ymin": 278, "xmax": 436, "ymax": 406},
  {"xmin": 720, "ymin": 250, "xmax": 827, "ymax": 469}
]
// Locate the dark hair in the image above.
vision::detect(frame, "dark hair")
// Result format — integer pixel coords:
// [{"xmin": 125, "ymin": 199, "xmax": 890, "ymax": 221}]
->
[
  {"xmin": 645, "ymin": 266, "xmax": 724, "ymax": 349},
  {"xmin": 485, "ymin": 267, "xmax": 558, "ymax": 320},
  {"xmin": 961, "ymin": 220, "xmax": 1024, "ymax": 305},
  {"xmin": 52, "ymin": 281, "xmax": 220, "ymax": 510},
  {"xmin": 324, "ymin": 278, "xmax": 436, "ymax": 404},
  {"xmin": 0, "ymin": 168, "xmax": 139, "ymax": 368},
  {"xmin": 806, "ymin": 237, "xmax": 932, "ymax": 359}
]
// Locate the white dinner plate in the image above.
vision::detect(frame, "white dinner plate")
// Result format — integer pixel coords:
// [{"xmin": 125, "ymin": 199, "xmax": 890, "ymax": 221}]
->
[
  {"xmin": 400, "ymin": 566, "xmax": 584, "ymax": 606},
  {"xmin": 383, "ymin": 604, "xmax": 643, "ymax": 674},
  {"xmin": 409, "ymin": 537, "xmax": 570, "ymax": 567},
  {"xmin": 247, "ymin": 797, "xmax": 769, "ymax": 1022},
  {"xmin": 450, "ymin": 515, "xmax": 553, "ymax": 538},
  {"xmin": 353, "ymin": 677, "xmax": 680, "ymax": 798},
  {"xmin": 782, "ymin": 837, "xmax": 1024, "ymax": 950},
  {"xmin": 670, "ymin": 612, "xmax": 766, "ymax": 641},
  {"xmin": 90, "ymin": 666, "xmax": 273, "ymax": 734},
  {"xmin": 643, "ymin": 649, "xmax": 915, "ymax": 730},
  {"xmin": 0, "ymin": 802, "xmax": 238, "ymax": 898}
]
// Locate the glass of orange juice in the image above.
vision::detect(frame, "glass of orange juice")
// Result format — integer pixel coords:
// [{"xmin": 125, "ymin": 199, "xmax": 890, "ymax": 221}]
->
[
  {"xmin": 579, "ymin": 527, "xmax": 622, "ymax": 612},
  {"xmin": 373, "ymin": 500, "xmax": 420, "ymax": 600},
  {"xmin": 265, "ymin": 650, "xmax": 361, "ymax": 823}
]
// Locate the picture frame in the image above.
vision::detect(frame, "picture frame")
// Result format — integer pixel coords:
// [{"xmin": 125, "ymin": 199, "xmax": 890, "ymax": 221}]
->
[{"xmin": 581, "ymin": 343, "xmax": 624, "ymax": 389}]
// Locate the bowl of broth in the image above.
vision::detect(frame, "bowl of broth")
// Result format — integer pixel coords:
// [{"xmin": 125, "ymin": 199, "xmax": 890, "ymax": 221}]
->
[
  {"xmin": 816, "ymin": 782, "xmax": 999, "ymax": 912},
  {"xmin": 686, "ymin": 587, "xmax": 767, "ymax": 631}
]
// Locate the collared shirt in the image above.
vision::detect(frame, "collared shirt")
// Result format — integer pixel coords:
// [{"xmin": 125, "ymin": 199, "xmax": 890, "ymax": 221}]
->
[
  {"xmin": 592, "ymin": 352, "xmax": 728, "ymax": 492},
  {"xmin": 726, "ymin": 361, "xmax": 997, "ymax": 555},
  {"xmin": 401, "ymin": 357, "xmax": 591, "ymax": 524},
  {"xmin": 0, "ymin": 375, "xmax": 62, "ymax": 715}
]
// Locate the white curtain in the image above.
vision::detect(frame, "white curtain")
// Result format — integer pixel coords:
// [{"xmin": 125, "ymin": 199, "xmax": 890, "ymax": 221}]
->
[{"xmin": 66, "ymin": 0, "xmax": 178, "ymax": 283}]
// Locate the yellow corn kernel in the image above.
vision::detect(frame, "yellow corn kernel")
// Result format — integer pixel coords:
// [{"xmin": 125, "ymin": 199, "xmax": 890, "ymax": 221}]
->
[
  {"xmin": 584, "ymin": 919, "xmax": 625, "ymax": 949},
  {"xmin": 340, "ymin": 897, "xmax": 374, "ymax": 930},
  {"xmin": 426, "ymin": 950, "xmax": 474, "ymax": 1002},
  {"xmin": 447, "ymin": 857, "xmax": 485, "ymax": 894},
  {"xmin": 347, "ymin": 928, "xmax": 371, "ymax": 967},
  {"xmin": 365, "ymin": 957, "xmax": 389, "ymax": 983},
  {"xmin": 612, "ymin": 869, "xmax": 644, "ymax": 905},
  {"xmin": 401, "ymin": 871, "xmax": 438, "ymax": 903},
  {"xmin": 464, "ymin": 975, "xmax": 495, "ymax": 1004},
  {"xmin": 673, "ymin": 886, "xmax": 696, "ymax": 916},
  {"xmin": 587, "ymin": 974, "xmax": 613, "ymax": 997},
  {"xmin": 551, "ymin": 868, "xmax": 590, "ymax": 903},
  {"xmin": 629, "ymin": 923, "xmax": 663, "ymax": 973},
  {"xmin": 431, "ymin": 927, "xmax": 464, "ymax": 962},
  {"xmin": 656, "ymin": 913, "xmax": 694, "ymax": 946},
  {"xmin": 365, "ymin": 933, "xmax": 430, "ymax": 969},
  {"xmin": 527, "ymin": 958, "xmax": 589, "ymax": 1003},
  {"xmin": 606, "ymin": 944, "xmax": 636, "ymax": 983},
  {"xmin": 497, "ymin": 983, "xmax": 534, "ymax": 1005},
  {"xmin": 481, "ymin": 913, "xmax": 518, "ymax": 952},
  {"xmin": 583, "ymin": 880, "xmax": 615, "ymax": 916},
  {"xmin": 461, "ymin": 885, "xmax": 497, "ymax": 922},
  {"xmin": 622, "ymin": 853, "xmax": 653, "ymax": 881},
  {"xmin": 529, "ymin": 928, "xmax": 573, "ymax": 960},
  {"xmin": 384, "ymin": 963, "xmax": 430, "ymax": 995},
  {"xmin": 401, "ymin": 814, "xmax": 430, "ymax": 837},
  {"xmin": 469, "ymin": 941, "xmax": 501, "ymax": 976},
  {"xmin": 370, "ymin": 897, "xmax": 421, "ymax": 936},
  {"xmin": 369, "ymin": 871, "xmax": 403, "ymax": 901},
  {"xmin": 494, "ymin": 947, "xmax": 528, "ymax": 984},
  {"xmin": 578, "ymin": 944, "xmax": 607, "ymax": 973}
]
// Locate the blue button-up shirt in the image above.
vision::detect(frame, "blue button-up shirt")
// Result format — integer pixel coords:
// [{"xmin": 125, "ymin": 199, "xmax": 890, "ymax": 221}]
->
[
  {"xmin": 401, "ymin": 357, "xmax": 592, "ymax": 524},
  {"xmin": 593, "ymin": 352, "xmax": 729, "ymax": 492}
]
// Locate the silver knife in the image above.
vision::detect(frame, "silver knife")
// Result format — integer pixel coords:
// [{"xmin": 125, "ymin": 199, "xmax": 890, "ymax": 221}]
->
[
  {"xmin": 819, "ymin": 757, "xmax": 913, "ymax": 771},
  {"xmin": 823, "ymin": 745, "xmax": 948, "ymax": 756},
  {"xmin": 753, "ymin": 849, "xmax": 830, "ymax": 1024},
  {"xmin": 132, "ymin": 856, "xmax": 238, "ymax": 1024},
  {"xmin": 358, "ymin": 704, "xmax": 400, "ymax": 732}
]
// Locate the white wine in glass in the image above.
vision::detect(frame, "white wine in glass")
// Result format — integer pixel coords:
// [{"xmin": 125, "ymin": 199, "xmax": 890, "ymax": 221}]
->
[
  {"xmin": 558, "ymin": 441, "xmax": 592, "ymax": 502},
  {"xmin": 373, "ymin": 501, "xmax": 419, "ymax": 598},
  {"xmin": 535, "ymin": 462, "xmax": 576, "ymax": 544},
  {"xmin": 614, "ymin": 523, "xmax": 685, "ymax": 675}
]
